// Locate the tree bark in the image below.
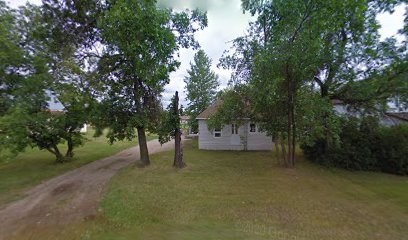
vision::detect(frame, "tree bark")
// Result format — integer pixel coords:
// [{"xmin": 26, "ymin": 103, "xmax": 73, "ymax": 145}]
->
[
  {"xmin": 280, "ymin": 134, "xmax": 287, "ymax": 166},
  {"xmin": 47, "ymin": 145, "xmax": 64, "ymax": 163},
  {"xmin": 174, "ymin": 129, "xmax": 185, "ymax": 168},
  {"xmin": 173, "ymin": 91, "xmax": 186, "ymax": 168},
  {"xmin": 137, "ymin": 126, "xmax": 150, "ymax": 166},
  {"xmin": 319, "ymin": 83, "xmax": 331, "ymax": 155},
  {"xmin": 287, "ymin": 75, "xmax": 296, "ymax": 168},
  {"xmin": 65, "ymin": 136, "xmax": 74, "ymax": 158},
  {"xmin": 273, "ymin": 135, "xmax": 280, "ymax": 163}
]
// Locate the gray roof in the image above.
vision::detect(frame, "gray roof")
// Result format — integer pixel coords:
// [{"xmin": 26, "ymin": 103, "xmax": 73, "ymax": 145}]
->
[{"xmin": 196, "ymin": 100, "xmax": 223, "ymax": 119}]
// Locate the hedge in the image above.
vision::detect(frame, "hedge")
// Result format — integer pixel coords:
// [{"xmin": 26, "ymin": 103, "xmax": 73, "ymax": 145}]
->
[{"xmin": 302, "ymin": 117, "xmax": 408, "ymax": 175}]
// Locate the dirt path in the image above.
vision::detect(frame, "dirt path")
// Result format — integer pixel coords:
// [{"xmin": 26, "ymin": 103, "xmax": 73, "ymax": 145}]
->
[{"xmin": 0, "ymin": 139, "xmax": 175, "ymax": 239}]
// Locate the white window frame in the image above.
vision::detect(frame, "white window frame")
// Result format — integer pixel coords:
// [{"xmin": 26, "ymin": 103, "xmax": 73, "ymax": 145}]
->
[
  {"xmin": 213, "ymin": 128, "xmax": 222, "ymax": 138},
  {"xmin": 231, "ymin": 124, "xmax": 238, "ymax": 134}
]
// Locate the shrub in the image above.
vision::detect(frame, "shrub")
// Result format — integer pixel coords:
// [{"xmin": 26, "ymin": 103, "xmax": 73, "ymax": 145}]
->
[
  {"xmin": 377, "ymin": 125, "xmax": 408, "ymax": 175},
  {"xmin": 302, "ymin": 116, "xmax": 408, "ymax": 175}
]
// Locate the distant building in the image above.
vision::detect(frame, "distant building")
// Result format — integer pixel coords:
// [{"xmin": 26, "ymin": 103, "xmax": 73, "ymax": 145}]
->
[
  {"xmin": 49, "ymin": 109, "xmax": 88, "ymax": 133},
  {"xmin": 180, "ymin": 115, "xmax": 189, "ymax": 125},
  {"xmin": 331, "ymin": 99, "xmax": 408, "ymax": 126}
]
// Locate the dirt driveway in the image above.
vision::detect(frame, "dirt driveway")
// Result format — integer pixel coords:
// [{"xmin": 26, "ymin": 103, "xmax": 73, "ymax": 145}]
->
[{"xmin": 0, "ymin": 139, "xmax": 175, "ymax": 239}]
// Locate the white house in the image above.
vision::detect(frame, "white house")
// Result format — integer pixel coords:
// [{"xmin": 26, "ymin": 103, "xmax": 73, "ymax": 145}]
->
[
  {"xmin": 196, "ymin": 101, "xmax": 272, "ymax": 151},
  {"xmin": 332, "ymin": 99, "xmax": 408, "ymax": 126},
  {"xmin": 80, "ymin": 124, "xmax": 88, "ymax": 133}
]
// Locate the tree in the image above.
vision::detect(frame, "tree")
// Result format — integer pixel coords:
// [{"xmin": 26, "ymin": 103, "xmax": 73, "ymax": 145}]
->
[
  {"xmin": 0, "ymin": 2, "xmax": 91, "ymax": 162},
  {"xmin": 158, "ymin": 91, "xmax": 186, "ymax": 168},
  {"xmin": 184, "ymin": 49, "xmax": 219, "ymax": 133},
  {"xmin": 0, "ymin": 3, "xmax": 56, "ymax": 159},
  {"xmin": 93, "ymin": 0, "xmax": 207, "ymax": 166},
  {"xmin": 222, "ymin": 0, "xmax": 325, "ymax": 167},
  {"xmin": 219, "ymin": 0, "xmax": 407, "ymax": 167},
  {"xmin": 0, "ymin": 1, "xmax": 34, "ymax": 116}
]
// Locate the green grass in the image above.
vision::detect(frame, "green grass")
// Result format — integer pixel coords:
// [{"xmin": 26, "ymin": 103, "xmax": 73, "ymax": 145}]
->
[
  {"xmin": 0, "ymin": 128, "xmax": 156, "ymax": 207},
  {"xmin": 78, "ymin": 139, "xmax": 408, "ymax": 240}
]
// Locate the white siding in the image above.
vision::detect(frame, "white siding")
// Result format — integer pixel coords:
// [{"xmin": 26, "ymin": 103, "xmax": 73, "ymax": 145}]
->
[
  {"xmin": 247, "ymin": 128, "xmax": 273, "ymax": 150},
  {"xmin": 198, "ymin": 120, "xmax": 272, "ymax": 151},
  {"xmin": 198, "ymin": 120, "xmax": 243, "ymax": 150},
  {"xmin": 380, "ymin": 115, "xmax": 405, "ymax": 127}
]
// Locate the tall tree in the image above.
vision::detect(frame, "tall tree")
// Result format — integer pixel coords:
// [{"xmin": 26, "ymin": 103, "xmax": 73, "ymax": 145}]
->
[
  {"xmin": 158, "ymin": 91, "xmax": 185, "ymax": 168},
  {"xmin": 93, "ymin": 0, "xmax": 207, "ymax": 166},
  {"xmin": 219, "ymin": 0, "xmax": 406, "ymax": 167},
  {"xmin": 234, "ymin": 0, "xmax": 324, "ymax": 167},
  {"xmin": 0, "ymin": 3, "xmax": 64, "ymax": 162},
  {"xmin": 184, "ymin": 49, "xmax": 219, "ymax": 133},
  {"xmin": 0, "ymin": 1, "xmax": 30, "ymax": 116}
]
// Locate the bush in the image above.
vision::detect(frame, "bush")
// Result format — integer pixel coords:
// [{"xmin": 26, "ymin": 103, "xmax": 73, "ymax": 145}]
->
[
  {"xmin": 377, "ymin": 125, "xmax": 408, "ymax": 175},
  {"xmin": 302, "ymin": 116, "xmax": 408, "ymax": 175}
]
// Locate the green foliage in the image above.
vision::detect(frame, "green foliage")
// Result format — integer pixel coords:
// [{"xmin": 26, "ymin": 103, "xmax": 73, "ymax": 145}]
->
[
  {"xmin": 206, "ymin": 85, "xmax": 250, "ymax": 131},
  {"xmin": 0, "ymin": 2, "xmax": 49, "ymax": 116},
  {"xmin": 0, "ymin": 2, "xmax": 92, "ymax": 161},
  {"xmin": 302, "ymin": 117, "xmax": 408, "ymax": 175},
  {"xmin": 220, "ymin": 0, "xmax": 407, "ymax": 167},
  {"xmin": 157, "ymin": 92, "xmax": 182, "ymax": 145},
  {"xmin": 184, "ymin": 49, "xmax": 219, "ymax": 133},
  {"xmin": 93, "ymin": 0, "xmax": 207, "ymax": 144},
  {"xmin": 377, "ymin": 124, "xmax": 408, "ymax": 175}
]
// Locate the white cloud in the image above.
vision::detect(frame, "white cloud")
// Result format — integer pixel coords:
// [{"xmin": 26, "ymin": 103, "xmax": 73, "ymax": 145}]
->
[
  {"xmin": 8, "ymin": 0, "xmax": 41, "ymax": 8},
  {"xmin": 377, "ymin": 3, "xmax": 406, "ymax": 41}
]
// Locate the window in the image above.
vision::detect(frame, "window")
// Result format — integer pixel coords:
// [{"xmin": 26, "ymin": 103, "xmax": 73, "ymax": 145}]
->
[
  {"xmin": 231, "ymin": 124, "xmax": 238, "ymax": 134},
  {"xmin": 249, "ymin": 123, "xmax": 256, "ymax": 133},
  {"xmin": 214, "ymin": 128, "xmax": 222, "ymax": 137}
]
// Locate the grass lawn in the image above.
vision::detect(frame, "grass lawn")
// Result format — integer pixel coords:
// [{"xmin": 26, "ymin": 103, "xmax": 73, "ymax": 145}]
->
[
  {"xmin": 79, "ymin": 139, "xmax": 408, "ymax": 240},
  {"xmin": 0, "ymin": 128, "xmax": 156, "ymax": 207}
]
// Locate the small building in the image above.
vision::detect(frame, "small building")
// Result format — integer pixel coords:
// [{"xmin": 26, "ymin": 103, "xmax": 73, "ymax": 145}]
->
[
  {"xmin": 180, "ymin": 115, "xmax": 189, "ymax": 125},
  {"xmin": 196, "ymin": 102, "xmax": 272, "ymax": 151}
]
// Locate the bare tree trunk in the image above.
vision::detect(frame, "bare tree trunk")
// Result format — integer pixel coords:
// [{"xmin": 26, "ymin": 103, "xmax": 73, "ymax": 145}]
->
[
  {"xmin": 287, "ymin": 78, "xmax": 295, "ymax": 168},
  {"xmin": 321, "ymin": 85, "xmax": 331, "ymax": 154},
  {"xmin": 173, "ymin": 91, "xmax": 186, "ymax": 168},
  {"xmin": 292, "ymin": 109, "xmax": 296, "ymax": 165},
  {"xmin": 65, "ymin": 136, "xmax": 74, "ymax": 158},
  {"xmin": 47, "ymin": 145, "xmax": 64, "ymax": 163},
  {"xmin": 137, "ymin": 126, "xmax": 150, "ymax": 166},
  {"xmin": 280, "ymin": 135, "xmax": 287, "ymax": 166},
  {"xmin": 273, "ymin": 135, "xmax": 280, "ymax": 163},
  {"xmin": 174, "ymin": 129, "xmax": 185, "ymax": 168}
]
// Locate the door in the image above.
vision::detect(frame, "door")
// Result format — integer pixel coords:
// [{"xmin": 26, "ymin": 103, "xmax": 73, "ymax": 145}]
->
[{"xmin": 230, "ymin": 124, "xmax": 240, "ymax": 145}]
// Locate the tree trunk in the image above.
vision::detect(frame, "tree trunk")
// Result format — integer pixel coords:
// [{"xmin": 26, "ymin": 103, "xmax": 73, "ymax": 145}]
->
[
  {"xmin": 280, "ymin": 134, "xmax": 287, "ymax": 166},
  {"xmin": 321, "ymin": 84, "xmax": 331, "ymax": 154},
  {"xmin": 65, "ymin": 136, "xmax": 74, "ymax": 158},
  {"xmin": 287, "ymin": 78, "xmax": 296, "ymax": 168},
  {"xmin": 273, "ymin": 135, "xmax": 280, "ymax": 163},
  {"xmin": 47, "ymin": 145, "xmax": 64, "ymax": 163},
  {"xmin": 137, "ymin": 126, "xmax": 150, "ymax": 166},
  {"xmin": 173, "ymin": 91, "xmax": 186, "ymax": 168},
  {"xmin": 174, "ymin": 129, "xmax": 185, "ymax": 168}
]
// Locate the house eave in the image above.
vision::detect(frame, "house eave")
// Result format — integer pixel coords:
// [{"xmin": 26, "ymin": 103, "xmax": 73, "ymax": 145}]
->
[{"xmin": 196, "ymin": 117, "xmax": 251, "ymax": 120}]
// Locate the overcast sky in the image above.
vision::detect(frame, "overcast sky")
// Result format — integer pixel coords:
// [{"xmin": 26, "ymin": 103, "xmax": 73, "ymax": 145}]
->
[{"xmin": 8, "ymin": 0, "xmax": 407, "ymax": 108}]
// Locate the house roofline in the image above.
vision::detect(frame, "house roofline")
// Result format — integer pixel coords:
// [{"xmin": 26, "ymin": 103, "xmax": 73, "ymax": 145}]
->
[
  {"xmin": 385, "ymin": 112, "xmax": 408, "ymax": 122},
  {"xmin": 197, "ymin": 117, "xmax": 251, "ymax": 120}
]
